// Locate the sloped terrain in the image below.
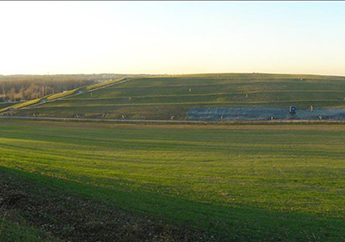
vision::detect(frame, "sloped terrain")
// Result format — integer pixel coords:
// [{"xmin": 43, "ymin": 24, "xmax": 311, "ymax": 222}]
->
[
  {"xmin": 0, "ymin": 167, "xmax": 217, "ymax": 242},
  {"xmin": 0, "ymin": 102, "xmax": 15, "ymax": 109},
  {"xmin": 1, "ymin": 120, "xmax": 345, "ymax": 241},
  {"xmin": 9, "ymin": 73, "xmax": 345, "ymax": 120}
]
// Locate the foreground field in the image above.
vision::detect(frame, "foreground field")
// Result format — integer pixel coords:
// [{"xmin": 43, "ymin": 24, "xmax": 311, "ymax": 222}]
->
[
  {"xmin": 0, "ymin": 120, "xmax": 345, "ymax": 241},
  {"xmin": 11, "ymin": 73, "xmax": 345, "ymax": 120}
]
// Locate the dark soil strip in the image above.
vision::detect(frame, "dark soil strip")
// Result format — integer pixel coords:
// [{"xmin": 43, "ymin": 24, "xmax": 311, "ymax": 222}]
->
[{"xmin": 0, "ymin": 169, "xmax": 221, "ymax": 242}]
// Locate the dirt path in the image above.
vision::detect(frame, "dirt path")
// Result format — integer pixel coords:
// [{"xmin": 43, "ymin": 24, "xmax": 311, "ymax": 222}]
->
[
  {"xmin": 0, "ymin": 78, "xmax": 131, "ymax": 116},
  {"xmin": 26, "ymin": 78, "xmax": 131, "ymax": 109},
  {"xmin": 1, "ymin": 115, "xmax": 345, "ymax": 125}
]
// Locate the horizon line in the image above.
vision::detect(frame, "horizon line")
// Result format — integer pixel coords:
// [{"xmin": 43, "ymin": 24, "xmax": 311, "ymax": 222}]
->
[{"xmin": 1, "ymin": 72, "xmax": 345, "ymax": 78}]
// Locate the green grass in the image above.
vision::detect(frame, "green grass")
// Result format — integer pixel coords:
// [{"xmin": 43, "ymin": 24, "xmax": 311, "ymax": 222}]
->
[
  {"xmin": 13, "ymin": 73, "xmax": 345, "ymax": 119},
  {"xmin": 45, "ymin": 77, "xmax": 128, "ymax": 101},
  {"xmin": 11, "ymin": 98, "xmax": 43, "ymax": 109},
  {"xmin": 0, "ymin": 103, "xmax": 14, "ymax": 110},
  {"xmin": 46, "ymin": 89, "xmax": 78, "ymax": 101},
  {"xmin": 0, "ymin": 98, "xmax": 46, "ymax": 113},
  {"xmin": 84, "ymin": 77, "xmax": 127, "ymax": 90},
  {"xmin": 0, "ymin": 120, "xmax": 344, "ymax": 241},
  {"xmin": 1, "ymin": 78, "xmax": 127, "ymax": 114},
  {"xmin": 0, "ymin": 211, "xmax": 56, "ymax": 242}
]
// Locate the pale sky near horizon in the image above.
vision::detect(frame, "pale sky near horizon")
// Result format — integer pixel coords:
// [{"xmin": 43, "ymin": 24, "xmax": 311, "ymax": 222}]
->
[{"xmin": 0, "ymin": 1, "xmax": 345, "ymax": 76}]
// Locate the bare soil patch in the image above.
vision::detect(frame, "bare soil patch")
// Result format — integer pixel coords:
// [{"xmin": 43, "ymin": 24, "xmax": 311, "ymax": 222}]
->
[{"xmin": 0, "ymin": 170, "xmax": 220, "ymax": 242}]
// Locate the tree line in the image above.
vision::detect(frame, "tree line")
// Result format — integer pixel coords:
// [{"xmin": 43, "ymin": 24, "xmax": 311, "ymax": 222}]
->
[{"xmin": 0, "ymin": 74, "xmax": 126, "ymax": 102}]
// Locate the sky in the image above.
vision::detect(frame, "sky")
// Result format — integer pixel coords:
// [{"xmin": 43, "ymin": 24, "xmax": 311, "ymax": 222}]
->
[{"xmin": 0, "ymin": 1, "xmax": 345, "ymax": 76}]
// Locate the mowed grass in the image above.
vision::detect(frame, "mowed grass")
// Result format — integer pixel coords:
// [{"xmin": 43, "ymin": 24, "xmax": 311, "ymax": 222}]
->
[
  {"xmin": 14, "ymin": 73, "xmax": 345, "ymax": 120},
  {"xmin": 0, "ymin": 120, "xmax": 344, "ymax": 241}
]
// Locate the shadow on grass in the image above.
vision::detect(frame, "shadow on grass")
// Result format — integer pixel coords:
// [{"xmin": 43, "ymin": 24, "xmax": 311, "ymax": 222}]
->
[{"xmin": 0, "ymin": 165, "xmax": 344, "ymax": 242}]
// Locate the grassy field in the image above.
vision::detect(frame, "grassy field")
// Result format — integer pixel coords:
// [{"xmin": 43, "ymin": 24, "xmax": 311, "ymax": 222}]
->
[
  {"xmin": 0, "ymin": 103, "xmax": 15, "ymax": 110},
  {"xmin": 11, "ymin": 73, "xmax": 345, "ymax": 120},
  {"xmin": 0, "ymin": 120, "xmax": 344, "ymax": 241},
  {"xmin": 0, "ymin": 210, "xmax": 56, "ymax": 242},
  {"xmin": 0, "ymin": 78, "xmax": 128, "ymax": 114}
]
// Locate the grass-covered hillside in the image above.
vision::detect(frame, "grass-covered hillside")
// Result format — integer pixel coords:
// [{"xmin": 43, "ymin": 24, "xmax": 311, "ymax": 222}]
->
[
  {"xmin": 0, "ymin": 102, "xmax": 14, "ymax": 109},
  {"xmin": 10, "ymin": 73, "xmax": 345, "ymax": 120},
  {"xmin": 0, "ymin": 120, "xmax": 345, "ymax": 241}
]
